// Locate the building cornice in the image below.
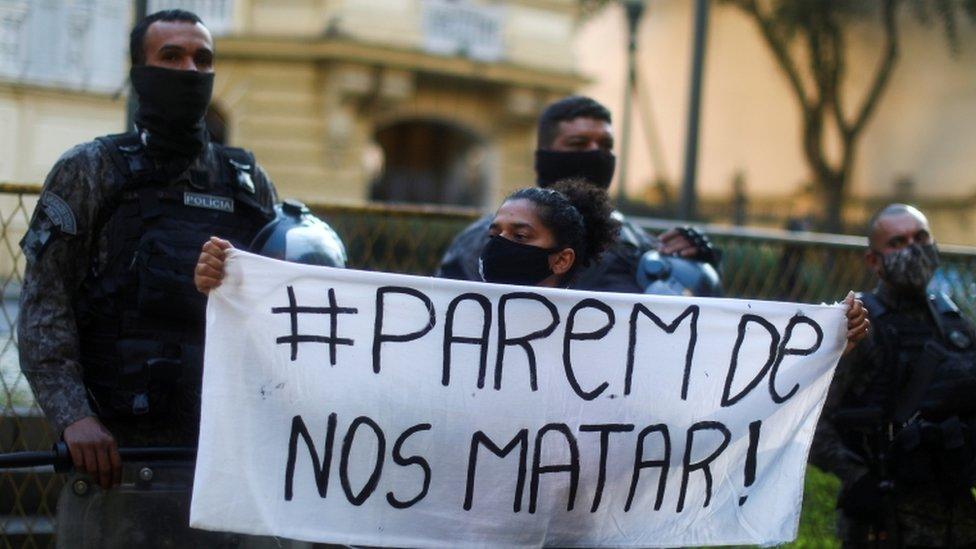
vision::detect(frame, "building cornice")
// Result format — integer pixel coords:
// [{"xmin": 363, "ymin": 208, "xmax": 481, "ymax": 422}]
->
[
  {"xmin": 214, "ymin": 36, "xmax": 587, "ymax": 93},
  {"xmin": 0, "ymin": 80, "xmax": 124, "ymax": 102}
]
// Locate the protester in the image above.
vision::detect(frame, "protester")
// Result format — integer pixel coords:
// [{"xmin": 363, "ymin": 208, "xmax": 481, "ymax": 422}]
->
[
  {"xmin": 479, "ymin": 179, "xmax": 867, "ymax": 348},
  {"xmin": 811, "ymin": 203, "xmax": 976, "ymax": 547},
  {"xmin": 16, "ymin": 9, "xmax": 288, "ymax": 548},
  {"xmin": 479, "ymin": 178, "xmax": 619, "ymax": 288},
  {"xmin": 437, "ymin": 95, "xmax": 721, "ymax": 293}
]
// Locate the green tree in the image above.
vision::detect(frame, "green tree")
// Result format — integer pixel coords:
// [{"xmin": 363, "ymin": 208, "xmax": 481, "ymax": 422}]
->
[{"xmin": 721, "ymin": 0, "xmax": 976, "ymax": 231}]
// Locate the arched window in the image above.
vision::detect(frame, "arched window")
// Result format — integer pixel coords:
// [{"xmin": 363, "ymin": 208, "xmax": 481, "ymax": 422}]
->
[{"xmin": 369, "ymin": 119, "xmax": 488, "ymax": 207}]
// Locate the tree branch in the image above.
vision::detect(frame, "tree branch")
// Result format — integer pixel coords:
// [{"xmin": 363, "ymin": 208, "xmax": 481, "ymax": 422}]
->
[
  {"xmin": 731, "ymin": 0, "xmax": 811, "ymax": 110},
  {"xmin": 806, "ymin": 17, "xmax": 828, "ymax": 105},
  {"xmin": 850, "ymin": 0, "xmax": 900, "ymax": 138},
  {"xmin": 826, "ymin": 15, "xmax": 849, "ymax": 139}
]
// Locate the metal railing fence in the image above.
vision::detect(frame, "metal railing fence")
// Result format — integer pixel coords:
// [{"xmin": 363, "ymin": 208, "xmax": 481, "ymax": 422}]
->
[
  {"xmin": 0, "ymin": 183, "xmax": 974, "ymax": 547},
  {"xmin": 313, "ymin": 202, "xmax": 976, "ymax": 319}
]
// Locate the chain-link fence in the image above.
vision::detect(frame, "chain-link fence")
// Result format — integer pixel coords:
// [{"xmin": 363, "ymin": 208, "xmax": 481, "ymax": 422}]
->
[
  {"xmin": 1, "ymin": 183, "xmax": 975, "ymax": 547},
  {"xmin": 0, "ymin": 187, "xmax": 58, "ymax": 549}
]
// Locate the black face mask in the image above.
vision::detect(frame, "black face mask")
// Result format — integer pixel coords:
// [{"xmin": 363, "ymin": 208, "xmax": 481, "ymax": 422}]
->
[
  {"xmin": 535, "ymin": 149, "xmax": 616, "ymax": 189},
  {"xmin": 479, "ymin": 235, "xmax": 557, "ymax": 286},
  {"xmin": 131, "ymin": 65, "xmax": 214, "ymax": 159}
]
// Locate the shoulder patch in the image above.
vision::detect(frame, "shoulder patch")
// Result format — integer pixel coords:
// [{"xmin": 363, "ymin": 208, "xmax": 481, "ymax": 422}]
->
[
  {"xmin": 228, "ymin": 158, "xmax": 255, "ymax": 195},
  {"xmin": 40, "ymin": 192, "xmax": 78, "ymax": 235}
]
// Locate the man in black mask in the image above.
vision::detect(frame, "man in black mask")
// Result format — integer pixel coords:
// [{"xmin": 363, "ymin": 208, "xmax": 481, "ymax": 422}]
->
[
  {"xmin": 436, "ymin": 95, "xmax": 720, "ymax": 293},
  {"xmin": 811, "ymin": 204, "xmax": 976, "ymax": 547},
  {"xmin": 18, "ymin": 10, "xmax": 282, "ymax": 547}
]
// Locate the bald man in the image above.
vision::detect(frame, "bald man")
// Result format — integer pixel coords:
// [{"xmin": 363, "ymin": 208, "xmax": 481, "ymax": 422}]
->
[{"xmin": 810, "ymin": 204, "xmax": 976, "ymax": 547}]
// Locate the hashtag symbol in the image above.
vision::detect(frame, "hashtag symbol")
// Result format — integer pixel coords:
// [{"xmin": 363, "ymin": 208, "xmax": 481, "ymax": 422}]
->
[{"xmin": 272, "ymin": 286, "xmax": 358, "ymax": 364}]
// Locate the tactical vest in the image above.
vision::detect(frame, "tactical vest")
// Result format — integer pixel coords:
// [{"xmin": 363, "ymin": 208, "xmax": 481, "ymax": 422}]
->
[
  {"xmin": 858, "ymin": 291, "xmax": 976, "ymax": 489},
  {"xmin": 76, "ymin": 132, "xmax": 274, "ymax": 418}
]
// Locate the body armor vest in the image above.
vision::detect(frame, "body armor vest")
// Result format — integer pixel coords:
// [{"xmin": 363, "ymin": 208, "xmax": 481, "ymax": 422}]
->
[
  {"xmin": 856, "ymin": 291, "xmax": 976, "ymax": 489},
  {"xmin": 77, "ymin": 133, "xmax": 273, "ymax": 418}
]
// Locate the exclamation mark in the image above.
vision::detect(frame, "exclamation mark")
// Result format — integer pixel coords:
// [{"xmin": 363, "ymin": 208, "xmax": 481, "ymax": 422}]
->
[{"xmin": 738, "ymin": 420, "xmax": 761, "ymax": 506}]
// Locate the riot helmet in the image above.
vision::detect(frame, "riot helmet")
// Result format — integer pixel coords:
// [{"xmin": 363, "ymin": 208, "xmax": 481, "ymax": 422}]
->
[
  {"xmin": 250, "ymin": 199, "xmax": 347, "ymax": 267},
  {"xmin": 636, "ymin": 250, "xmax": 722, "ymax": 297}
]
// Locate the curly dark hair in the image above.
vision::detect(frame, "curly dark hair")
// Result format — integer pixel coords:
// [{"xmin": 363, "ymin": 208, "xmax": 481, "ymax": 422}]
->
[{"xmin": 505, "ymin": 178, "xmax": 619, "ymax": 276}]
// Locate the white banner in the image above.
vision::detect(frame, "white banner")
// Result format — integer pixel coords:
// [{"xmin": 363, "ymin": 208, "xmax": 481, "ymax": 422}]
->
[{"xmin": 190, "ymin": 250, "xmax": 846, "ymax": 548}]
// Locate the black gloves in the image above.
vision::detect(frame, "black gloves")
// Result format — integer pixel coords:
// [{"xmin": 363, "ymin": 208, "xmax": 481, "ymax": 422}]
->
[{"xmin": 674, "ymin": 226, "xmax": 721, "ymax": 268}]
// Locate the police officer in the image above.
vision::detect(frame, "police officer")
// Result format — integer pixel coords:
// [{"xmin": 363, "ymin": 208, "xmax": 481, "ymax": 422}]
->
[
  {"xmin": 17, "ymin": 9, "xmax": 281, "ymax": 546},
  {"xmin": 436, "ymin": 95, "xmax": 720, "ymax": 293},
  {"xmin": 811, "ymin": 204, "xmax": 976, "ymax": 547}
]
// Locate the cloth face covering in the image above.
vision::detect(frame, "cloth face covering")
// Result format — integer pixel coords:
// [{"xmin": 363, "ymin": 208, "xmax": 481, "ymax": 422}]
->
[
  {"xmin": 131, "ymin": 65, "xmax": 214, "ymax": 159},
  {"xmin": 480, "ymin": 235, "xmax": 557, "ymax": 285},
  {"xmin": 535, "ymin": 149, "xmax": 616, "ymax": 189},
  {"xmin": 880, "ymin": 243, "xmax": 940, "ymax": 292}
]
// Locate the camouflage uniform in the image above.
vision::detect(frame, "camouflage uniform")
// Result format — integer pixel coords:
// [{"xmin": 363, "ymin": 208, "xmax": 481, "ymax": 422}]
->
[
  {"xmin": 436, "ymin": 211, "xmax": 659, "ymax": 293},
  {"xmin": 18, "ymin": 139, "xmax": 277, "ymax": 447},
  {"xmin": 810, "ymin": 285, "xmax": 976, "ymax": 547}
]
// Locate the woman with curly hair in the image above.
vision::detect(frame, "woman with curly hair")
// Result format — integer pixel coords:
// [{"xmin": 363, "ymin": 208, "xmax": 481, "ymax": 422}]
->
[{"xmin": 479, "ymin": 178, "xmax": 620, "ymax": 288}]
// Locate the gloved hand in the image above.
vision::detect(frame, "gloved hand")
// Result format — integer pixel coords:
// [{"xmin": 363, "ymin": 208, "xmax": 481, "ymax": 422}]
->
[
  {"xmin": 839, "ymin": 472, "xmax": 885, "ymax": 521},
  {"xmin": 658, "ymin": 226, "xmax": 721, "ymax": 268}
]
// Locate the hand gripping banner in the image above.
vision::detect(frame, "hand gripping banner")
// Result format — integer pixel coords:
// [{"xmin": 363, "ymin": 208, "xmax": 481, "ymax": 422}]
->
[{"xmin": 190, "ymin": 250, "xmax": 846, "ymax": 548}]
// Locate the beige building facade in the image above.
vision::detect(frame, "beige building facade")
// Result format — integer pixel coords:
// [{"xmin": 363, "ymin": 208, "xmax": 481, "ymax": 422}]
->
[
  {"xmin": 0, "ymin": 0, "xmax": 586, "ymax": 210},
  {"xmin": 212, "ymin": 0, "xmax": 584, "ymax": 206},
  {"xmin": 0, "ymin": 0, "xmax": 128, "ymax": 184}
]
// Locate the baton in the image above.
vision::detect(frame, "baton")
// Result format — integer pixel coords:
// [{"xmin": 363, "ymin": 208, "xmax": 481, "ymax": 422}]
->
[{"xmin": 0, "ymin": 442, "xmax": 196, "ymax": 471}]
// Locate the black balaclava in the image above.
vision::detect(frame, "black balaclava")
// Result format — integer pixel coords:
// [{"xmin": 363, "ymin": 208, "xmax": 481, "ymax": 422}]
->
[
  {"xmin": 131, "ymin": 65, "xmax": 214, "ymax": 160},
  {"xmin": 878, "ymin": 242, "xmax": 940, "ymax": 294},
  {"xmin": 535, "ymin": 149, "xmax": 616, "ymax": 189},
  {"xmin": 479, "ymin": 235, "xmax": 557, "ymax": 286}
]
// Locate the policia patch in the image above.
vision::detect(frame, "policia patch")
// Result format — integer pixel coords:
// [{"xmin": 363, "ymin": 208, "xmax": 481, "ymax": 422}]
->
[
  {"xmin": 19, "ymin": 191, "xmax": 79, "ymax": 263},
  {"xmin": 184, "ymin": 192, "xmax": 234, "ymax": 213}
]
